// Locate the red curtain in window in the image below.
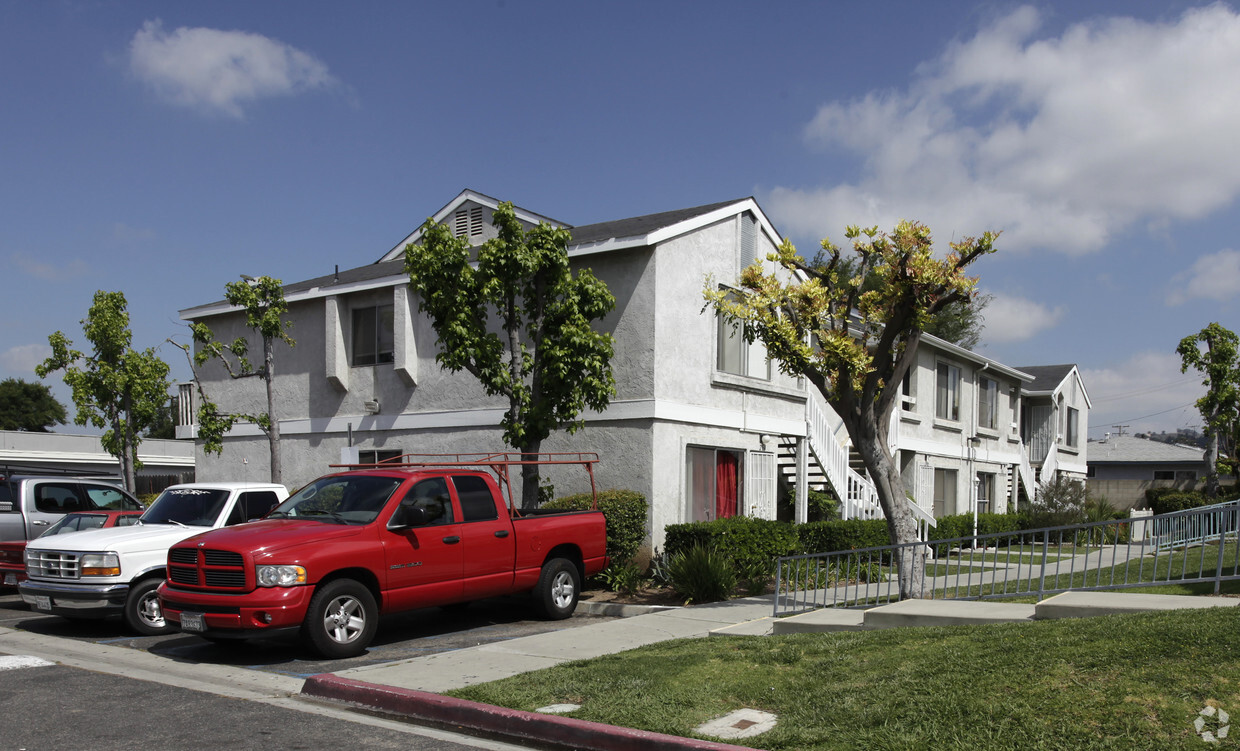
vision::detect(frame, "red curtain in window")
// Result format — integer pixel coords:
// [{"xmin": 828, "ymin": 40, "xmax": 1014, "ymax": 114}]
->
[{"xmin": 715, "ymin": 451, "xmax": 738, "ymax": 519}]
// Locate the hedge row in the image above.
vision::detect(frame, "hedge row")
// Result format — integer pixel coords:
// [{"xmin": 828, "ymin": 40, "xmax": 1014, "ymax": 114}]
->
[
  {"xmin": 664, "ymin": 512, "xmax": 1050, "ymax": 567},
  {"xmin": 544, "ymin": 489, "xmax": 648, "ymax": 563}
]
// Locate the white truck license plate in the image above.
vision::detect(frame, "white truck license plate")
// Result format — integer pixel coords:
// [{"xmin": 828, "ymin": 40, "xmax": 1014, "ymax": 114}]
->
[
  {"xmin": 34, "ymin": 595, "xmax": 51, "ymax": 611},
  {"xmin": 180, "ymin": 611, "xmax": 205, "ymax": 632}
]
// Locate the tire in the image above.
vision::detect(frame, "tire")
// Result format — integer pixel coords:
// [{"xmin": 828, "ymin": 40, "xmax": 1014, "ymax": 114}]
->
[
  {"xmin": 532, "ymin": 558, "xmax": 579, "ymax": 620},
  {"xmin": 124, "ymin": 578, "xmax": 172, "ymax": 636},
  {"xmin": 301, "ymin": 579, "xmax": 377, "ymax": 659}
]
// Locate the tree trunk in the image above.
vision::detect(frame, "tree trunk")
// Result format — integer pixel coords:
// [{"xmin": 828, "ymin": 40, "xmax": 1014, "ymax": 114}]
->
[
  {"xmin": 119, "ymin": 394, "xmax": 136, "ymax": 494},
  {"xmin": 264, "ymin": 337, "xmax": 282, "ymax": 486},
  {"xmin": 852, "ymin": 426, "xmax": 925, "ymax": 599},
  {"xmin": 520, "ymin": 441, "xmax": 542, "ymax": 511},
  {"xmin": 1204, "ymin": 424, "xmax": 1220, "ymax": 499}
]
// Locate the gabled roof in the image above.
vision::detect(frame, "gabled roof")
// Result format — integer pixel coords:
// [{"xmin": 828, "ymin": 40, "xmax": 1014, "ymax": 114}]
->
[
  {"xmin": 566, "ymin": 197, "xmax": 779, "ymax": 257},
  {"xmin": 1014, "ymin": 363, "xmax": 1093, "ymax": 408},
  {"xmin": 182, "ymin": 192, "xmax": 783, "ymax": 320},
  {"xmin": 1087, "ymin": 434, "xmax": 1206, "ymax": 465}
]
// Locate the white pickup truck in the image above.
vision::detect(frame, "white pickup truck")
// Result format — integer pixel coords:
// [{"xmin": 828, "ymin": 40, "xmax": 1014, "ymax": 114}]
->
[{"xmin": 20, "ymin": 481, "xmax": 287, "ymax": 634}]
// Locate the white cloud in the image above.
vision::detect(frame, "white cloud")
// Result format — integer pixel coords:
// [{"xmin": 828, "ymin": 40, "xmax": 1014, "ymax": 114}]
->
[
  {"xmin": 1166, "ymin": 248, "xmax": 1240, "ymax": 305},
  {"xmin": 112, "ymin": 222, "xmax": 157, "ymax": 244},
  {"xmin": 9, "ymin": 252, "xmax": 89, "ymax": 281},
  {"xmin": 980, "ymin": 292, "xmax": 1063, "ymax": 344},
  {"xmin": 0, "ymin": 344, "xmax": 52, "ymax": 375},
  {"xmin": 768, "ymin": 4, "xmax": 1240, "ymax": 255},
  {"xmin": 129, "ymin": 20, "xmax": 338, "ymax": 118},
  {"xmin": 1081, "ymin": 351, "xmax": 1204, "ymax": 436}
]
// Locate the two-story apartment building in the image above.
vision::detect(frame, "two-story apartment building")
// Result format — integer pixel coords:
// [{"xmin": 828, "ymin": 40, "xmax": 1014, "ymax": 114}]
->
[
  {"xmin": 178, "ymin": 190, "xmax": 1089, "ymax": 551},
  {"xmin": 888, "ymin": 340, "xmax": 1091, "ymax": 521}
]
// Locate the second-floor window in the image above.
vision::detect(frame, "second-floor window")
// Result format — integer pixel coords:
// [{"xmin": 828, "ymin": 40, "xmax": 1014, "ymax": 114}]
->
[
  {"xmin": 716, "ymin": 303, "xmax": 770, "ymax": 380},
  {"xmin": 352, "ymin": 305, "xmax": 394, "ymax": 366},
  {"xmin": 936, "ymin": 362, "xmax": 961, "ymax": 421},
  {"xmin": 978, "ymin": 376, "xmax": 999, "ymax": 430},
  {"xmin": 1065, "ymin": 406, "xmax": 1079, "ymax": 447}
]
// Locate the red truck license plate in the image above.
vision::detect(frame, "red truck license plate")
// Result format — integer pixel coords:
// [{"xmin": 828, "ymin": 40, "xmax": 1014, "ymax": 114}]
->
[{"xmin": 181, "ymin": 612, "xmax": 205, "ymax": 632}]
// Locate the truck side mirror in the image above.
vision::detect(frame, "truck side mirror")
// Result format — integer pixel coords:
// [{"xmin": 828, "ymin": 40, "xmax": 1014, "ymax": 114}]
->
[{"xmin": 389, "ymin": 504, "xmax": 428, "ymax": 531}]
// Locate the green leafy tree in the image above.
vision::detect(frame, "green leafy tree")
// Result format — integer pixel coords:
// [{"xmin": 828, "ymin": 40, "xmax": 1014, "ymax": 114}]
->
[
  {"xmin": 405, "ymin": 202, "xmax": 616, "ymax": 509},
  {"xmin": 36, "ymin": 291, "xmax": 170, "ymax": 492},
  {"xmin": 1176, "ymin": 322, "xmax": 1239, "ymax": 498},
  {"xmin": 143, "ymin": 395, "xmax": 178, "ymax": 439},
  {"xmin": 0, "ymin": 378, "xmax": 67, "ymax": 432},
  {"xmin": 706, "ymin": 220, "xmax": 996, "ymax": 599},
  {"xmin": 173, "ymin": 276, "xmax": 294, "ymax": 485}
]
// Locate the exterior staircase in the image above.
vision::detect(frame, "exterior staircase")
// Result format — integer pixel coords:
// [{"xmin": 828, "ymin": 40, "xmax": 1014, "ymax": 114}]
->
[{"xmin": 776, "ymin": 390, "xmax": 935, "ymax": 540}]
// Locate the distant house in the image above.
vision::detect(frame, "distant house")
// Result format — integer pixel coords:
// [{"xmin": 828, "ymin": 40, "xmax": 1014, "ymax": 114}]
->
[
  {"xmin": 177, "ymin": 190, "xmax": 1089, "ymax": 552},
  {"xmin": 1086, "ymin": 433, "xmax": 1207, "ymax": 509}
]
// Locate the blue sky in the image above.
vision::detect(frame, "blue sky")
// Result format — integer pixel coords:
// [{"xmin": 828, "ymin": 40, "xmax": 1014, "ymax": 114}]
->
[{"xmin": 2, "ymin": 1, "xmax": 1236, "ymax": 438}]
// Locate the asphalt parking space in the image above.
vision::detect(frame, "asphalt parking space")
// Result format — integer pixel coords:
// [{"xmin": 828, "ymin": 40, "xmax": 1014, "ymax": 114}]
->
[{"xmin": 0, "ymin": 589, "xmax": 617, "ymax": 678}]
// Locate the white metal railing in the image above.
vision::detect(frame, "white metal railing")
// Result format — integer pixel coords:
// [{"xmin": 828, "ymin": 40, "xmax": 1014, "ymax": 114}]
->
[{"xmin": 1042, "ymin": 441, "xmax": 1059, "ymax": 482}]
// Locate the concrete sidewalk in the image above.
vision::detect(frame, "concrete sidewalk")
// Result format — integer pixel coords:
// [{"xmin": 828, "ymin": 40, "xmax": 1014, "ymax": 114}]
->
[{"xmin": 300, "ymin": 591, "xmax": 1239, "ymax": 750}]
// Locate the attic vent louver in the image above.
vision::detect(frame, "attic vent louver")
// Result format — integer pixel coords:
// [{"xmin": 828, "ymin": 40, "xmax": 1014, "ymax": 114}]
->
[
  {"xmin": 740, "ymin": 213, "xmax": 757, "ymax": 268},
  {"xmin": 453, "ymin": 206, "xmax": 487, "ymax": 239}
]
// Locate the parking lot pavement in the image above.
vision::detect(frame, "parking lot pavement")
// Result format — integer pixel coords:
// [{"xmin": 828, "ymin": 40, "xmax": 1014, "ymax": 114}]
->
[{"xmin": 0, "ymin": 590, "xmax": 619, "ymax": 678}]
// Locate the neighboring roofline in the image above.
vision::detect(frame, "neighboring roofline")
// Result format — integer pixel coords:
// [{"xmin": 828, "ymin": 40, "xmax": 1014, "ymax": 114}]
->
[
  {"xmin": 377, "ymin": 189, "xmax": 568, "ymax": 263},
  {"xmin": 919, "ymin": 333, "xmax": 1034, "ymax": 383}
]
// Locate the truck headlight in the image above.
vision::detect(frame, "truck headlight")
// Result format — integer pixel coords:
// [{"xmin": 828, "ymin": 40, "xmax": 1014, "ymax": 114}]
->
[
  {"xmin": 256, "ymin": 565, "xmax": 306, "ymax": 587},
  {"xmin": 80, "ymin": 553, "xmax": 121, "ymax": 577}
]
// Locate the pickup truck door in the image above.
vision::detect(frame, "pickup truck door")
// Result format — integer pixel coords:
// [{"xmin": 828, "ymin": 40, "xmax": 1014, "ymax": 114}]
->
[
  {"xmin": 26, "ymin": 482, "xmax": 81, "ymax": 538},
  {"xmin": 381, "ymin": 477, "xmax": 464, "ymax": 610},
  {"xmin": 452, "ymin": 475, "xmax": 517, "ymax": 600}
]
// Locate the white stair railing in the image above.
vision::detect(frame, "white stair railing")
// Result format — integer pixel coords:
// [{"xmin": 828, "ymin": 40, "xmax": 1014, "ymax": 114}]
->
[
  {"xmin": 1042, "ymin": 441, "xmax": 1059, "ymax": 484},
  {"xmin": 803, "ymin": 391, "xmax": 936, "ymax": 540},
  {"xmin": 1017, "ymin": 444, "xmax": 1036, "ymax": 500}
]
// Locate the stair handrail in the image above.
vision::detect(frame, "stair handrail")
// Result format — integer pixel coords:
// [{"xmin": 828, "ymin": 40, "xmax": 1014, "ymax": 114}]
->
[
  {"xmin": 803, "ymin": 390, "xmax": 934, "ymax": 539},
  {"xmin": 1017, "ymin": 443, "xmax": 1036, "ymax": 501},
  {"xmin": 1042, "ymin": 441, "xmax": 1059, "ymax": 483}
]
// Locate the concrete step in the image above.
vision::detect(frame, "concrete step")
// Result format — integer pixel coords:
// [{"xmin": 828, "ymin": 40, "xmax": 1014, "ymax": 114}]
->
[
  {"xmin": 710, "ymin": 618, "xmax": 775, "ymax": 637},
  {"xmin": 863, "ymin": 599, "xmax": 1036, "ymax": 628},
  {"xmin": 1035, "ymin": 591, "xmax": 1240, "ymax": 620},
  {"xmin": 771, "ymin": 608, "xmax": 868, "ymax": 634}
]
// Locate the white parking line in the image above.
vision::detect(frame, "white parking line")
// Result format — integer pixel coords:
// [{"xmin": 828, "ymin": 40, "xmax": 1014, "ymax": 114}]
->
[{"xmin": 0, "ymin": 655, "xmax": 54, "ymax": 670}]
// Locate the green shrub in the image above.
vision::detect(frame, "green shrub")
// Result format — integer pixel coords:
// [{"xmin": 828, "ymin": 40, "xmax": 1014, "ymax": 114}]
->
[
  {"xmin": 663, "ymin": 517, "xmax": 799, "ymax": 572},
  {"xmin": 806, "ymin": 488, "xmax": 840, "ymax": 521},
  {"xmin": 545, "ymin": 489, "xmax": 648, "ymax": 564},
  {"xmin": 796, "ymin": 518, "xmax": 891, "ymax": 556},
  {"xmin": 665, "ymin": 545, "xmax": 736, "ymax": 604},
  {"xmin": 1030, "ymin": 477, "xmax": 1087, "ymax": 528},
  {"xmin": 1145, "ymin": 489, "xmax": 1211, "ymax": 515},
  {"xmin": 597, "ymin": 560, "xmax": 644, "ymax": 595}
]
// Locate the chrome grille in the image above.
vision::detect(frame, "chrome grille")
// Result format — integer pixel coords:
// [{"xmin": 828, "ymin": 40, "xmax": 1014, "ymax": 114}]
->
[{"xmin": 26, "ymin": 550, "xmax": 80, "ymax": 580}]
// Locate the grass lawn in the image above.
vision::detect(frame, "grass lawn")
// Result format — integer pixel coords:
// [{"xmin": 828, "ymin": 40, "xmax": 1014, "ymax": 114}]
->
[{"xmin": 449, "ymin": 607, "xmax": 1240, "ymax": 750}]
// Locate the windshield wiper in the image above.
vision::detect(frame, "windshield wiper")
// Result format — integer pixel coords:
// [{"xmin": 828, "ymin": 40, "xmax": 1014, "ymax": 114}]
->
[{"xmin": 301, "ymin": 509, "xmax": 348, "ymax": 524}]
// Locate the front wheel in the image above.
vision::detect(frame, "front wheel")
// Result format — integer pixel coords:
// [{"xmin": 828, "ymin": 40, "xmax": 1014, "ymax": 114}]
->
[
  {"xmin": 124, "ymin": 578, "xmax": 172, "ymax": 635},
  {"xmin": 532, "ymin": 558, "xmax": 579, "ymax": 620},
  {"xmin": 301, "ymin": 579, "xmax": 377, "ymax": 659}
]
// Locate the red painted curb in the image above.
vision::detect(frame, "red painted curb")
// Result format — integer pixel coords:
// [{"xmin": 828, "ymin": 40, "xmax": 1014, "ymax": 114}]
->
[{"xmin": 301, "ymin": 674, "xmax": 764, "ymax": 751}]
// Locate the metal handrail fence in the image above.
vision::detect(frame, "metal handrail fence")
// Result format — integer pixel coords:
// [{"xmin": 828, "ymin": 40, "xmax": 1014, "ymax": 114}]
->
[{"xmin": 773, "ymin": 501, "xmax": 1240, "ymax": 617}]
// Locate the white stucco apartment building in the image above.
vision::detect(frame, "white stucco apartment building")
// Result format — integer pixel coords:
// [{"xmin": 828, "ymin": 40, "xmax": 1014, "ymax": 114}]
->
[{"xmin": 178, "ymin": 190, "xmax": 1089, "ymax": 551}]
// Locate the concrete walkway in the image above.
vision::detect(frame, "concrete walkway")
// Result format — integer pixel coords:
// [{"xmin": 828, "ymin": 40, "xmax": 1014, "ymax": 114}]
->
[{"xmin": 301, "ymin": 590, "xmax": 1239, "ymax": 751}]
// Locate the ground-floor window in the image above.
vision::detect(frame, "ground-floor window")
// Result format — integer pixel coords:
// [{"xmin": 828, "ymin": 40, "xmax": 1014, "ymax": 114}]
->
[
  {"xmin": 933, "ymin": 468, "xmax": 957, "ymax": 517},
  {"xmin": 976, "ymin": 472, "xmax": 995, "ymax": 514},
  {"xmin": 686, "ymin": 447, "xmax": 744, "ymax": 522}
]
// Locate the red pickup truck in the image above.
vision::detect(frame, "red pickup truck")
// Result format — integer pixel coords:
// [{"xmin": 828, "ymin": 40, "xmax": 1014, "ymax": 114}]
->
[{"xmin": 158, "ymin": 454, "xmax": 609, "ymax": 658}]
